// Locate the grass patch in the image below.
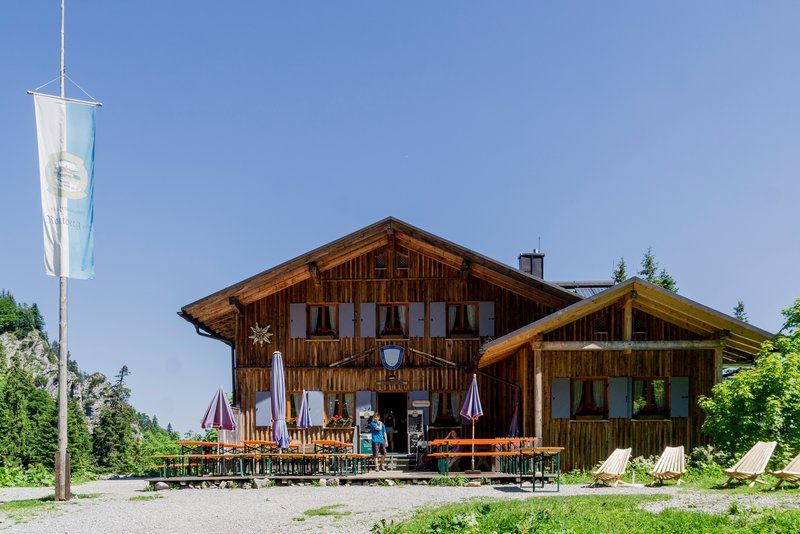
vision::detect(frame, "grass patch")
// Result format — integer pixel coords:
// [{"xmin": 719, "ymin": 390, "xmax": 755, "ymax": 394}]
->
[
  {"xmin": 428, "ymin": 475, "xmax": 468, "ymax": 487},
  {"xmin": 303, "ymin": 504, "xmax": 352, "ymax": 517},
  {"xmin": 129, "ymin": 495, "xmax": 163, "ymax": 502},
  {"xmin": 0, "ymin": 495, "xmax": 56, "ymax": 512},
  {"xmin": 372, "ymin": 494, "xmax": 800, "ymax": 533}
]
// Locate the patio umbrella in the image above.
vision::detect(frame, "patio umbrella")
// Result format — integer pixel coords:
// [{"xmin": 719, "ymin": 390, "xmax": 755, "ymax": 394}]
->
[
  {"xmin": 507, "ymin": 397, "xmax": 520, "ymax": 438},
  {"xmin": 201, "ymin": 387, "xmax": 236, "ymax": 452},
  {"xmin": 271, "ymin": 351, "xmax": 290, "ymax": 449},
  {"xmin": 296, "ymin": 389, "xmax": 312, "ymax": 448},
  {"xmin": 460, "ymin": 374, "xmax": 484, "ymax": 472}
]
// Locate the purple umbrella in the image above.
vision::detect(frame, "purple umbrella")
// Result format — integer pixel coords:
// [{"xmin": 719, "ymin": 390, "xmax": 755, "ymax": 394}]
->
[
  {"xmin": 201, "ymin": 387, "xmax": 236, "ymax": 452},
  {"xmin": 296, "ymin": 389, "xmax": 312, "ymax": 447},
  {"xmin": 271, "ymin": 351, "xmax": 290, "ymax": 449},
  {"xmin": 460, "ymin": 374, "xmax": 484, "ymax": 472},
  {"xmin": 508, "ymin": 390, "xmax": 520, "ymax": 438}
]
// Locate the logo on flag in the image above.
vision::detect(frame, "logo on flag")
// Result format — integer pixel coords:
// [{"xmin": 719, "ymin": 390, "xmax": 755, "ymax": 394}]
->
[
  {"xmin": 33, "ymin": 94, "xmax": 96, "ymax": 279},
  {"xmin": 380, "ymin": 345, "xmax": 404, "ymax": 371}
]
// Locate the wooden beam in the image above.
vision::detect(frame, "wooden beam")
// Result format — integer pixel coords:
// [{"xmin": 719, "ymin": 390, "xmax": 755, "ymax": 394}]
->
[
  {"xmin": 461, "ymin": 259, "xmax": 471, "ymax": 280},
  {"xmin": 308, "ymin": 261, "xmax": 321, "ymax": 285},
  {"xmin": 714, "ymin": 347, "xmax": 723, "ymax": 384},
  {"xmin": 531, "ymin": 340, "xmax": 725, "ymax": 351},
  {"xmin": 623, "ymin": 297, "xmax": 633, "ymax": 341},
  {"xmin": 228, "ymin": 296, "xmax": 245, "ymax": 316},
  {"xmin": 534, "ymin": 348, "xmax": 543, "ymax": 441}
]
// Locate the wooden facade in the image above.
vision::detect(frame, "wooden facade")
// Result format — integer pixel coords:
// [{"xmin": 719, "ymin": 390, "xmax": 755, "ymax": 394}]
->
[{"xmin": 182, "ymin": 218, "xmax": 772, "ymax": 470}]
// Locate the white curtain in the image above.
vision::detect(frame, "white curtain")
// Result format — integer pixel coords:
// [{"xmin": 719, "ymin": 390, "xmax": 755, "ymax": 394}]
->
[
  {"xmin": 397, "ymin": 305, "xmax": 407, "ymax": 332},
  {"xmin": 653, "ymin": 380, "xmax": 666, "ymax": 410},
  {"xmin": 449, "ymin": 392, "xmax": 459, "ymax": 419},
  {"xmin": 431, "ymin": 393, "xmax": 440, "ymax": 423},
  {"xmin": 328, "ymin": 306, "xmax": 337, "ymax": 331},
  {"xmin": 290, "ymin": 393, "xmax": 302, "ymax": 417},
  {"xmin": 592, "ymin": 380, "xmax": 604, "ymax": 408},
  {"xmin": 326, "ymin": 393, "xmax": 337, "ymax": 420},
  {"xmin": 466, "ymin": 305, "xmax": 476, "ymax": 332},
  {"xmin": 447, "ymin": 305, "xmax": 458, "ymax": 333},
  {"xmin": 309, "ymin": 307, "xmax": 320, "ymax": 333},
  {"xmin": 344, "ymin": 393, "xmax": 354, "ymax": 420},
  {"xmin": 571, "ymin": 381, "xmax": 582, "ymax": 414}
]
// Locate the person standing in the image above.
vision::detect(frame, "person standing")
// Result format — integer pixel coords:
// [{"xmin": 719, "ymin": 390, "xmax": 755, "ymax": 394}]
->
[
  {"xmin": 384, "ymin": 411, "xmax": 396, "ymax": 452},
  {"xmin": 370, "ymin": 412, "xmax": 388, "ymax": 471}
]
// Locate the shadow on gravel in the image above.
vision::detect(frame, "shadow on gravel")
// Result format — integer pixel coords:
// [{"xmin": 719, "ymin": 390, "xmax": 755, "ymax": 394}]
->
[{"xmin": 492, "ymin": 486, "xmax": 527, "ymax": 493}]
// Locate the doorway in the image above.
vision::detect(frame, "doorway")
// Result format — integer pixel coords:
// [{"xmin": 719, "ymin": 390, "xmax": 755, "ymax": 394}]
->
[{"xmin": 376, "ymin": 392, "xmax": 408, "ymax": 453}]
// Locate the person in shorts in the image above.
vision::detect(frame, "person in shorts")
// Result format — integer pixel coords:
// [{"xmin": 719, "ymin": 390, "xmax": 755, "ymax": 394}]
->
[{"xmin": 370, "ymin": 412, "xmax": 388, "ymax": 471}]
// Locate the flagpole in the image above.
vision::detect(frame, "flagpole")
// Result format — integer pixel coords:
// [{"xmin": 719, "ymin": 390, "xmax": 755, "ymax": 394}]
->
[{"xmin": 55, "ymin": 0, "xmax": 71, "ymax": 502}]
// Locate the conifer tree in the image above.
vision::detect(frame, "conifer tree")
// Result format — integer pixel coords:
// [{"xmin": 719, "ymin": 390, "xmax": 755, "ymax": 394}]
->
[
  {"xmin": 67, "ymin": 398, "xmax": 93, "ymax": 472},
  {"xmin": 92, "ymin": 365, "xmax": 140, "ymax": 473},
  {"xmin": 26, "ymin": 388, "xmax": 58, "ymax": 467},
  {"xmin": 612, "ymin": 257, "xmax": 628, "ymax": 283},
  {"xmin": 638, "ymin": 247, "xmax": 678, "ymax": 293},
  {"xmin": 734, "ymin": 301, "xmax": 749, "ymax": 322},
  {"xmin": 0, "ymin": 355, "xmax": 33, "ymax": 466}
]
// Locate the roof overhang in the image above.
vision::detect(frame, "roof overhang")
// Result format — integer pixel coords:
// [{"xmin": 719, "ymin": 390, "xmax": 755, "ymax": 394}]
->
[
  {"xmin": 180, "ymin": 217, "xmax": 582, "ymax": 342},
  {"xmin": 478, "ymin": 277, "xmax": 773, "ymax": 368}
]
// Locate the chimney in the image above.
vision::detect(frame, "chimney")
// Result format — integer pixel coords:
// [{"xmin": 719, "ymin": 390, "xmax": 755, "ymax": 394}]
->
[{"xmin": 518, "ymin": 250, "xmax": 545, "ymax": 279}]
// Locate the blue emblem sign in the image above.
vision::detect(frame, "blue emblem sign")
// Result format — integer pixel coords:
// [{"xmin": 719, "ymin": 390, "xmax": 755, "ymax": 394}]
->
[{"xmin": 380, "ymin": 345, "xmax": 404, "ymax": 371}]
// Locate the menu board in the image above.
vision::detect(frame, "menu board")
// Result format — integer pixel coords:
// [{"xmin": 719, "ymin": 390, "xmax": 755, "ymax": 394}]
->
[
  {"xmin": 359, "ymin": 411, "xmax": 374, "ymax": 435},
  {"xmin": 407, "ymin": 410, "xmax": 424, "ymax": 434}
]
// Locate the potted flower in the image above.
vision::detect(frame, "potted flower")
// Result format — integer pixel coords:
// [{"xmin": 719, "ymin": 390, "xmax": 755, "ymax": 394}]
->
[
  {"xmin": 574, "ymin": 405, "xmax": 607, "ymax": 421},
  {"xmin": 450, "ymin": 325, "xmax": 476, "ymax": 339},
  {"xmin": 635, "ymin": 404, "xmax": 667, "ymax": 420},
  {"xmin": 380, "ymin": 326, "xmax": 405, "ymax": 339},
  {"xmin": 287, "ymin": 416, "xmax": 298, "ymax": 427},
  {"xmin": 310, "ymin": 327, "xmax": 337, "ymax": 340},
  {"xmin": 327, "ymin": 415, "xmax": 354, "ymax": 428}
]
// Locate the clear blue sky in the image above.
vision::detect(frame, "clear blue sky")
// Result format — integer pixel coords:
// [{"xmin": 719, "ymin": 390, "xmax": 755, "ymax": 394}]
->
[{"xmin": 2, "ymin": 2, "xmax": 798, "ymax": 433}]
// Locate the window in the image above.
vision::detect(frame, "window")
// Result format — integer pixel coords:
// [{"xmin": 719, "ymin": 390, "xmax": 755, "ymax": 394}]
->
[
  {"xmin": 308, "ymin": 304, "xmax": 337, "ymax": 337},
  {"xmin": 378, "ymin": 304, "xmax": 407, "ymax": 337},
  {"xmin": 325, "ymin": 392, "xmax": 354, "ymax": 427},
  {"xmin": 431, "ymin": 391, "xmax": 459, "ymax": 426},
  {"xmin": 632, "ymin": 378, "xmax": 668, "ymax": 418},
  {"xmin": 571, "ymin": 379, "xmax": 607, "ymax": 418},
  {"xmin": 375, "ymin": 253, "xmax": 387, "ymax": 270},
  {"xmin": 287, "ymin": 392, "xmax": 302, "ymax": 426},
  {"xmin": 396, "ymin": 252, "xmax": 409, "ymax": 269},
  {"xmin": 447, "ymin": 303, "xmax": 477, "ymax": 337},
  {"xmin": 594, "ymin": 316, "xmax": 608, "ymax": 333}
]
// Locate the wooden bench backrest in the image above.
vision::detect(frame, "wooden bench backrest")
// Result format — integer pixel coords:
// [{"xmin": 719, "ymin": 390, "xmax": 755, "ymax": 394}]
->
[
  {"xmin": 730, "ymin": 441, "xmax": 777, "ymax": 474},
  {"xmin": 596, "ymin": 448, "xmax": 632, "ymax": 475},
  {"xmin": 652, "ymin": 446, "xmax": 685, "ymax": 474}
]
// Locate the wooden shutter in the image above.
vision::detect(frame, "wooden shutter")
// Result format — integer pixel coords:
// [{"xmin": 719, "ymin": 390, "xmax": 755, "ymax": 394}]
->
[
  {"xmin": 339, "ymin": 303, "xmax": 355, "ymax": 338},
  {"xmin": 551, "ymin": 378, "xmax": 570, "ymax": 419},
  {"xmin": 359, "ymin": 302, "xmax": 375, "ymax": 338},
  {"xmin": 409, "ymin": 390, "xmax": 430, "ymax": 426},
  {"xmin": 290, "ymin": 303, "xmax": 306, "ymax": 339},
  {"xmin": 609, "ymin": 377, "xmax": 631, "ymax": 418},
  {"xmin": 255, "ymin": 392, "xmax": 272, "ymax": 427},
  {"xmin": 308, "ymin": 391, "xmax": 325, "ymax": 426},
  {"xmin": 670, "ymin": 377, "xmax": 690, "ymax": 418},
  {"xmin": 429, "ymin": 302, "xmax": 446, "ymax": 338},
  {"xmin": 408, "ymin": 302, "xmax": 425, "ymax": 337},
  {"xmin": 479, "ymin": 301, "xmax": 495, "ymax": 337}
]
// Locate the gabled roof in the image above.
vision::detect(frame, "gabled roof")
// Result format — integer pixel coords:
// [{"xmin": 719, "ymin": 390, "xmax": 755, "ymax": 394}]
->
[
  {"xmin": 180, "ymin": 217, "xmax": 581, "ymax": 342},
  {"xmin": 478, "ymin": 277, "xmax": 773, "ymax": 368}
]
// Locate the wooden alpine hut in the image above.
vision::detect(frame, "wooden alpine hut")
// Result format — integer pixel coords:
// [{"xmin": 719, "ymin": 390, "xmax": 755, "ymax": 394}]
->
[{"xmin": 180, "ymin": 217, "xmax": 772, "ymax": 470}]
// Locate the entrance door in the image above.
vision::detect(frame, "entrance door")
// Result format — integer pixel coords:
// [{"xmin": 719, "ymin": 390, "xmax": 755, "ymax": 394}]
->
[{"xmin": 376, "ymin": 392, "xmax": 408, "ymax": 453}]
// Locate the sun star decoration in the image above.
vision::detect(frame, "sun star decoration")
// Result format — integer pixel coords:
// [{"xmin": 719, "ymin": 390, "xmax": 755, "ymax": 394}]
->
[{"xmin": 249, "ymin": 323, "xmax": 272, "ymax": 345}]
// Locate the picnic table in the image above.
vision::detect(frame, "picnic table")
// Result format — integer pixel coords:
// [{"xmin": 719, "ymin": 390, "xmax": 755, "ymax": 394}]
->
[
  {"xmin": 427, "ymin": 438, "xmax": 537, "ymax": 475},
  {"xmin": 519, "ymin": 447, "xmax": 564, "ymax": 492}
]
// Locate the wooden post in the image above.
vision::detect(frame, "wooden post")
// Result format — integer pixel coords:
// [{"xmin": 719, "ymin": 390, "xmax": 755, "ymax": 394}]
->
[
  {"xmin": 714, "ymin": 347, "xmax": 723, "ymax": 385},
  {"xmin": 623, "ymin": 297, "xmax": 633, "ymax": 356},
  {"xmin": 534, "ymin": 349, "xmax": 543, "ymax": 443}
]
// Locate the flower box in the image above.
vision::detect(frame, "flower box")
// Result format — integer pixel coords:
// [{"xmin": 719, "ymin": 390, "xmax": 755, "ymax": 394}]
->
[
  {"xmin": 636, "ymin": 414, "xmax": 667, "ymax": 421},
  {"xmin": 380, "ymin": 334, "xmax": 405, "ymax": 340},
  {"xmin": 309, "ymin": 334, "xmax": 336, "ymax": 341},
  {"xmin": 450, "ymin": 333, "xmax": 476, "ymax": 339},
  {"xmin": 575, "ymin": 415, "xmax": 605, "ymax": 421}
]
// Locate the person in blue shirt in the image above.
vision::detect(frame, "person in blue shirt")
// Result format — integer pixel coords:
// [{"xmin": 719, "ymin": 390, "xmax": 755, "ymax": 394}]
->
[{"xmin": 370, "ymin": 412, "xmax": 388, "ymax": 471}]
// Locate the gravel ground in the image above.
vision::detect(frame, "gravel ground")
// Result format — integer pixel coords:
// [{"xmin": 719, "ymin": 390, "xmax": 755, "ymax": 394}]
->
[{"xmin": 0, "ymin": 478, "xmax": 792, "ymax": 533}]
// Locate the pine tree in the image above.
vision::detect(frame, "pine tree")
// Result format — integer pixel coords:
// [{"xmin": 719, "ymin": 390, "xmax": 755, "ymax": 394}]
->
[
  {"xmin": 92, "ymin": 365, "xmax": 140, "ymax": 473},
  {"xmin": 734, "ymin": 301, "xmax": 749, "ymax": 323},
  {"xmin": 612, "ymin": 257, "xmax": 628, "ymax": 284},
  {"xmin": 26, "ymin": 388, "xmax": 58, "ymax": 467},
  {"xmin": 0, "ymin": 355, "xmax": 33, "ymax": 466},
  {"xmin": 67, "ymin": 398, "xmax": 93, "ymax": 473},
  {"xmin": 657, "ymin": 269, "xmax": 679, "ymax": 293},
  {"xmin": 639, "ymin": 247, "xmax": 659, "ymax": 282}
]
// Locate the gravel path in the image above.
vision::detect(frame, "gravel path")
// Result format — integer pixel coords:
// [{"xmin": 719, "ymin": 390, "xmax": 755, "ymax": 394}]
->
[{"xmin": 0, "ymin": 478, "xmax": 793, "ymax": 533}]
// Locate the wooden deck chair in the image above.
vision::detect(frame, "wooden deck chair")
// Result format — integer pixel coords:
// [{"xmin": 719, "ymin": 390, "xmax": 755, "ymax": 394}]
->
[
  {"xmin": 648, "ymin": 446, "xmax": 686, "ymax": 486},
  {"xmin": 590, "ymin": 448, "xmax": 632, "ymax": 487},
  {"xmin": 723, "ymin": 441, "xmax": 777, "ymax": 487},
  {"xmin": 769, "ymin": 451, "xmax": 800, "ymax": 489}
]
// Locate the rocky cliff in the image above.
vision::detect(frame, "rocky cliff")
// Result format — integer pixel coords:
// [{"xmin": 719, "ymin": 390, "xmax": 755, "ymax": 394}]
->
[{"xmin": 0, "ymin": 331, "xmax": 116, "ymax": 430}]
